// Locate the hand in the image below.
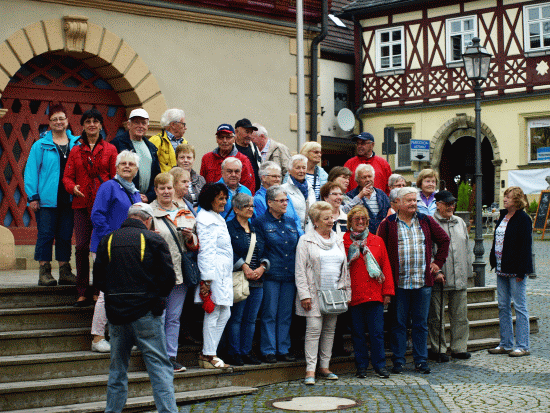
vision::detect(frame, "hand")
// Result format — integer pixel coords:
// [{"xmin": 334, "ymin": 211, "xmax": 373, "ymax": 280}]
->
[
  {"xmin": 243, "ymin": 264, "xmax": 255, "ymax": 280},
  {"xmin": 252, "ymin": 266, "xmax": 265, "ymax": 280},
  {"xmin": 179, "ymin": 227, "xmax": 193, "ymax": 241},
  {"xmin": 29, "ymin": 200, "xmax": 40, "ymax": 212},
  {"xmin": 73, "ymin": 185, "xmax": 85, "ymax": 198},
  {"xmin": 430, "ymin": 262, "xmax": 440, "ymax": 274},
  {"xmin": 359, "ymin": 186, "xmax": 373, "ymax": 199},
  {"xmin": 301, "ymin": 298, "xmax": 312, "ymax": 311},
  {"xmin": 434, "ymin": 272, "xmax": 446, "ymax": 284},
  {"xmin": 200, "ymin": 281, "xmax": 211, "ymax": 296},
  {"xmin": 383, "ymin": 295, "xmax": 391, "ymax": 306},
  {"xmin": 140, "ymin": 194, "xmax": 148, "ymax": 203}
]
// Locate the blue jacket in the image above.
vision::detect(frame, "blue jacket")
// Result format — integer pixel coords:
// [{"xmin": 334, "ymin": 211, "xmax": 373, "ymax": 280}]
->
[
  {"xmin": 253, "ymin": 186, "xmax": 304, "ymax": 236},
  {"xmin": 253, "ymin": 211, "xmax": 300, "ymax": 283},
  {"xmin": 346, "ymin": 186, "xmax": 390, "ymax": 234},
  {"xmin": 216, "ymin": 178, "xmax": 253, "ymax": 221},
  {"xmin": 417, "ymin": 191, "xmax": 437, "ymax": 216},
  {"xmin": 24, "ymin": 130, "xmax": 79, "ymax": 207},
  {"xmin": 90, "ymin": 179, "xmax": 142, "ymax": 252}
]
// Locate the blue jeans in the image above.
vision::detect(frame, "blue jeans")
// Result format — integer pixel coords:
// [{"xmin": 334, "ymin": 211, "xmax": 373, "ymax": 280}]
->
[
  {"xmin": 261, "ymin": 279, "xmax": 295, "ymax": 356},
  {"xmin": 350, "ymin": 301, "xmax": 385, "ymax": 371},
  {"xmin": 392, "ymin": 286, "xmax": 432, "ymax": 366},
  {"xmin": 163, "ymin": 283, "xmax": 188, "ymax": 358},
  {"xmin": 34, "ymin": 205, "xmax": 73, "ymax": 262},
  {"xmin": 227, "ymin": 286, "xmax": 263, "ymax": 356},
  {"xmin": 106, "ymin": 312, "xmax": 177, "ymax": 413},
  {"xmin": 497, "ymin": 275, "xmax": 529, "ymax": 350}
]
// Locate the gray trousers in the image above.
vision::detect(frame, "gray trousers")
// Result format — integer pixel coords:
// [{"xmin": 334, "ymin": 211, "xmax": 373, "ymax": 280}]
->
[{"xmin": 427, "ymin": 287, "xmax": 469, "ymax": 353}]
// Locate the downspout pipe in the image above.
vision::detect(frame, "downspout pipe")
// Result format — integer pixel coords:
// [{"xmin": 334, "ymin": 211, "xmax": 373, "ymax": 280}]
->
[
  {"xmin": 309, "ymin": 0, "xmax": 329, "ymax": 142},
  {"xmin": 352, "ymin": 15, "xmax": 364, "ymax": 133},
  {"xmin": 297, "ymin": 0, "xmax": 306, "ymax": 150}
]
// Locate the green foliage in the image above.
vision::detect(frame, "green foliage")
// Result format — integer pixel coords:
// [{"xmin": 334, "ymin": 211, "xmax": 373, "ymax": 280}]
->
[
  {"xmin": 529, "ymin": 199, "xmax": 539, "ymax": 214},
  {"xmin": 457, "ymin": 181, "xmax": 473, "ymax": 211}
]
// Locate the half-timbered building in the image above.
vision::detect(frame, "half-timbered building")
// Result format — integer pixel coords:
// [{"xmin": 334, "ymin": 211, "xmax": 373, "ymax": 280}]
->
[{"xmin": 340, "ymin": 0, "xmax": 550, "ymax": 205}]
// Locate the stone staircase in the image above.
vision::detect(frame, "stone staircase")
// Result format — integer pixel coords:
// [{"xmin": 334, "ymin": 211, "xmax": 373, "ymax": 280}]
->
[{"xmin": 0, "ymin": 283, "xmax": 539, "ymax": 412}]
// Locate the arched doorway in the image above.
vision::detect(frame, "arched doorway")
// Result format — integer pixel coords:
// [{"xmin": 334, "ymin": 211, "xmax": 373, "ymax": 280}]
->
[{"xmin": 0, "ymin": 52, "xmax": 127, "ymax": 244}]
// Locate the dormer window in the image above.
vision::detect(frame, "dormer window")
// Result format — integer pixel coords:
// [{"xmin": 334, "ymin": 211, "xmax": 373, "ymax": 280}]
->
[
  {"xmin": 375, "ymin": 27, "xmax": 404, "ymax": 73},
  {"xmin": 446, "ymin": 16, "xmax": 477, "ymax": 63}
]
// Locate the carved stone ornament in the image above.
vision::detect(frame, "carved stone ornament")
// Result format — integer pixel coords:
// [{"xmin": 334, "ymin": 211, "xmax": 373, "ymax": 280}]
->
[{"xmin": 63, "ymin": 15, "xmax": 88, "ymax": 52}]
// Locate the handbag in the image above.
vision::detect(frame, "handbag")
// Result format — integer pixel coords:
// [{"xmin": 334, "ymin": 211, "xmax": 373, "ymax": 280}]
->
[
  {"xmin": 313, "ymin": 264, "xmax": 348, "ymax": 315},
  {"xmin": 233, "ymin": 232, "xmax": 256, "ymax": 303},
  {"xmin": 162, "ymin": 217, "xmax": 200, "ymax": 287}
]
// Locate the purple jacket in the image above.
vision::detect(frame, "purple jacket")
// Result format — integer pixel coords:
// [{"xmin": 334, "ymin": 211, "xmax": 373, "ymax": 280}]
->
[
  {"xmin": 90, "ymin": 179, "xmax": 141, "ymax": 252},
  {"xmin": 377, "ymin": 212, "xmax": 450, "ymax": 288}
]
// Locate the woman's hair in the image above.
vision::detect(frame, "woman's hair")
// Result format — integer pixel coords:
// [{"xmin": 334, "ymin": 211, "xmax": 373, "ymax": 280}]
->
[
  {"xmin": 355, "ymin": 163, "xmax": 375, "ymax": 181},
  {"xmin": 154, "ymin": 172, "xmax": 174, "ymax": 188},
  {"xmin": 79, "ymin": 108, "xmax": 105, "ymax": 144},
  {"xmin": 327, "ymin": 166, "xmax": 352, "ymax": 182},
  {"xmin": 288, "ymin": 154, "xmax": 308, "ymax": 171},
  {"xmin": 198, "ymin": 182, "xmax": 229, "ymax": 211},
  {"xmin": 259, "ymin": 161, "xmax": 281, "ymax": 176},
  {"xmin": 175, "ymin": 143, "xmax": 196, "ymax": 159},
  {"xmin": 504, "ymin": 186, "xmax": 528, "ymax": 209},
  {"xmin": 320, "ymin": 182, "xmax": 343, "ymax": 201},
  {"xmin": 169, "ymin": 167, "xmax": 190, "ymax": 182},
  {"xmin": 347, "ymin": 205, "xmax": 370, "ymax": 229},
  {"xmin": 49, "ymin": 104, "xmax": 67, "ymax": 117},
  {"xmin": 308, "ymin": 201, "xmax": 332, "ymax": 224},
  {"xmin": 388, "ymin": 173, "xmax": 406, "ymax": 187},
  {"xmin": 266, "ymin": 185, "xmax": 287, "ymax": 202},
  {"xmin": 116, "ymin": 150, "xmax": 140, "ymax": 168},
  {"xmin": 232, "ymin": 192, "xmax": 253, "ymax": 210},
  {"xmin": 299, "ymin": 141, "xmax": 322, "ymax": 157},
  {"xmin": 416, "ymin": 168, "xmax": 439, "ymax": 188}
]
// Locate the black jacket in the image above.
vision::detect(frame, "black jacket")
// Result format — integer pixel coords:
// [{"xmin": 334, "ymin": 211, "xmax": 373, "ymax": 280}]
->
[
  {"xmin": 93, "ymin": 218, "xmax": 175, "ymax": 324},
  {"xmin": 110, "ymin": 131, "xmax": 161, "ymax": 202},
  {"xmin": 489, "ymin": 209, "xmax": 533, "ymax": 278}
]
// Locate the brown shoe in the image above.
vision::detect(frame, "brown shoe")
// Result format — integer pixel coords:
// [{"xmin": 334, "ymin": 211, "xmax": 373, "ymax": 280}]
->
[
  {"xmin": 38, "ymin": 263, "xmax": 57, "ymax": 286},
  {"xmin": 58, "ymin": 263, "xmax": 76, "ymax": 285},
  {"xmin": 488, "ymin": 346, "xmax": 512, "ymax": 355},
  {"xmin": 509, "ymin": 349, "xmax": 530, "ymax": 357}
]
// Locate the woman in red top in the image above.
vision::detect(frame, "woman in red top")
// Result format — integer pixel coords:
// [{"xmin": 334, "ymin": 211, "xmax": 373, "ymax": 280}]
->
[
  {"xmin": 63, "ymin": 109, "xmax": 117, "ymax": 306},
  {"xmin": 343, "ymin": 205, "xmax": 394, "ymax": 379}
]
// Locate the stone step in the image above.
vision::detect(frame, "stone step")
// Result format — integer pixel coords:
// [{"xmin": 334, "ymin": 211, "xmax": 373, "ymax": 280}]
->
[
  {"xmin": 0, "ymin": 306, "xmax": 93, "ymax": 332},
  {"xmin": 0, "ymin": 328, "xmax": 90, "ymax": 356},
  {"xmin": 466, "ymin": 286, "xmax": 496, "ymax": 303},
  {"xmin": 3, "ymin": 386, "xmax": 258, "ymax": 413},
  {"xmin": 445, "ymin": 316, "xmax": 539, "ymax": 341},
  {"xmin": 0, "ymin": 285, "xmax": 77, "ymax": 309},
  {"xmin": 443, "ymin": 300, "xmax": 500, "ymax": 322}
]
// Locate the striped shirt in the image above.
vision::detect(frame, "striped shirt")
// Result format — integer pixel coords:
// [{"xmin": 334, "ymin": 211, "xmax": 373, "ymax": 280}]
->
[{"xmin": 397, "ymin": 214, "xmax": 426, "ymax": 289}]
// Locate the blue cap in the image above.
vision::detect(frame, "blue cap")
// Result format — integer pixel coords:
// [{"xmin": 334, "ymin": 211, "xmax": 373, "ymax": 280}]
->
[
  {"xmin": 216, "ymin": 124, "xmax": 235, "ymax": 134},
  {"xmin": 353, "ymin": 132, "xmax": 375, "ymax": 142}
]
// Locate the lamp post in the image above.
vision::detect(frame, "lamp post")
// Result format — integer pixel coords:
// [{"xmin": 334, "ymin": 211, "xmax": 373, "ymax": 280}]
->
[{"xmin": 462, "ymin": 37, "xmax": 492, "ymax": 287}]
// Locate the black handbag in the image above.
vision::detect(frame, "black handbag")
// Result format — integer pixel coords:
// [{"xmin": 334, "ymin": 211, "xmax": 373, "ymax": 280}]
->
[{"xmin": 162, "ymin": 217, "xmax": 200, "ymax": 287}]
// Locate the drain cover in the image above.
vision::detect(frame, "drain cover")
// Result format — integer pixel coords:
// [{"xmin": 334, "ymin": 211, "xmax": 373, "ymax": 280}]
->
[{"xmin": 270, "ymin": 396, "xmax": 360, "ymax": 411}]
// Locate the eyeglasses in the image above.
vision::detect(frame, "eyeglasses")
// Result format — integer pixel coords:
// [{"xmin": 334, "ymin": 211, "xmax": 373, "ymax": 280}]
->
[
  {"xmin": 266, "ymin": 174, "xmax": 282, "ymax": 179},
  {"xmin": 242, "ymin": 204, "xmax": 254, "ymax": 209},
  {"xmin": 172, "ymin": 121, "xmax": 186, "ymax": 127},
  {"xmin": 50, "ymin": 117, "xmax": 67, "ymax": 122},
  {"xmin": 352, "ymin": 216, "xmax": 368, "ymax": 222},
  {"xmin": 329, "ymin": 192, "xmax": 343, "ymax": 196},
  {"xmin": 271, "ymin": 198, "xmax": 288, "ymax": 204}
]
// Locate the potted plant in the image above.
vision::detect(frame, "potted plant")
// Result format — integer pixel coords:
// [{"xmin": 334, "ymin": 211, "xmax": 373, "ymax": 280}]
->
[{"xmin": 455, "ymin": 181, "xmax": 473, "ymax": 227}]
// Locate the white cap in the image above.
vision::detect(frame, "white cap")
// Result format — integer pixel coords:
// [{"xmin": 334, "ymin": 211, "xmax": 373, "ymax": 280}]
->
[
  {"xmin": 129, "ymin": 108, "xmax": 149, "ymax": 119},
  {"xmin": 129, "ymin": 202, "xmax": 154, "ymax": 218}
]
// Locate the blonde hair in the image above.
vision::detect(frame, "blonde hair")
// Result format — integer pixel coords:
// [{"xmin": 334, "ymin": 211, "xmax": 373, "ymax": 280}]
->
[
  {"xmin": 308, "ymin": 201, "xmax": 333, "ymax": 224},
  {"xmin": 346, "ymin": 205, "xmax": 370, "ymax": 229},
  {"xmin": 154, "ymin": 172, "xmax": 174, "ymax": 188},
  {"xmin": 169, "ymin": 167, "xmax": 190, "ymax": 182},
  {"xmin": 300, "ymin": 141, "xmax": 322, "ymax": 156},
  {"xmin": 416, "ymin": 168, "xmax": 439, "ymax": 188},
  {"xmin": 175, "ymin": 143, "xmax": 196, "ymax": 159},
  {"xmin": 503, "ymin": 186, "xmax": 528, "ymax": 209}
]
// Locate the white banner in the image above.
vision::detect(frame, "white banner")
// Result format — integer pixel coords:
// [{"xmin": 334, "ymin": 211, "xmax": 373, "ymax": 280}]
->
[{"xmin": 508, "ymin": 168, "xmax": 550, "ymax": 194}]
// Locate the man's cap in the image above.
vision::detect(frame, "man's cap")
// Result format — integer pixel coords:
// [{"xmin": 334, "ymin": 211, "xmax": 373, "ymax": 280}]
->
[
  {"xmin": 235, "ymin": 118, "xmax": 258, "ymax": 131},
  {"xmin": 132, "ymin": 202, "xmax": 154, "ymax": 217},
  {"xmin": 352, "ymin": 132, "xmax": 375, "ymax": 142},
  {"xmin": 129, "ymin": 108, "xmax": 149, "ymax": 120},
  {"xmin": 216, "ymin": 124, "xmax": 235, "ymax": 135},
  {"xmin": 435, "ymin": 190, "xmax": 457, "ymax": 203}
]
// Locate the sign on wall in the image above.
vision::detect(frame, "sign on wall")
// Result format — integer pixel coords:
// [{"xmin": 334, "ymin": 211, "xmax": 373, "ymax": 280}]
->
[{"xmin": 410, "ymin": 139, "xmax": 430, "ymax": 161}]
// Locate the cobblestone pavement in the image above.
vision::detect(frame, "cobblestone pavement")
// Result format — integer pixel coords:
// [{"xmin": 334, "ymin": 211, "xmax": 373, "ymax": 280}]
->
[{"xmin": 175, "ymin": 239, "xmax": 550, "ymax": 413}]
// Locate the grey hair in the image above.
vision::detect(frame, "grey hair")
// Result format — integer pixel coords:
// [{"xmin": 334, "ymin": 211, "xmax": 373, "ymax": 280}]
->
[
  {"xmin": 252, "ymin": 123, "xmax": 268, "ymax": 137},
  {"xmin": 221, "ymin": 156, "xmax": 242, "ymax": 170},
  {"xmin": 232, "ymin": 192, "xmax": 253, "ymax": 210},
  {"xmin": 116, "ymin": 150, "xmax": 140, "ymax": 168},
  {"xmin": 266, "ymin": 185, "xmax": 287, "ymax": 202},
  {"xmin": 288, "ymin": 154, "xmax": 308, "ymax": 171},
  {"xmin": 308, "ymin": 201, "xmax": 332, "ymax": 223},
  {"xmin": 160, "ymin": 108, "xmax": 185, "ymax": 128},
  {"xmin": 127, "ymin": 205, "xmax": 152, "ymax": 221},
  {"xmin": 259, "ymin": 161, "xmax": 281, "ymax": 176},
  {"xmin": 355, "ymin": 163, "xmax": 375, "ymax": 180},
  {"xmin": 396, "ymin": 186, "xmax": 418, "ymax": 199},
  {"xmin": 389, "ymin": 188, "xmax": 400, "ymax": 203},
  {"xmin": 388, "ymin": 173, "xmax": 406, "ymax": 187}
]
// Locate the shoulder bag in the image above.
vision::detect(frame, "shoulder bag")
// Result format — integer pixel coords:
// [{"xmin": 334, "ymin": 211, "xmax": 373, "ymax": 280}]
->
[
  {"xmin": 313, "ymin": 260, "xmax": 348, "ymax": 315},
  {"xmin": 162, "ymin": 217, "xmax": 200, "ymax": 287},
  {"xmin": 233, "ymin": 232, "xmax": 255, "ymax": 303}
]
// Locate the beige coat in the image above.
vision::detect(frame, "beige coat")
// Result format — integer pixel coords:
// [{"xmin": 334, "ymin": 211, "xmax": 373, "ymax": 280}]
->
[
  {"xmin": 265, "ymin": 138, "xmax": 291, "ymax": 177},
  {"xmin": 294, "ymin": 230, "xmax": 351, "ymax": 317}
]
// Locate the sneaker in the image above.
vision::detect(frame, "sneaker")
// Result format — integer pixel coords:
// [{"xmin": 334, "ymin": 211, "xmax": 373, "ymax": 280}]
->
[
  {"xmin": 38, "ymin": 263, "xmax": 57, "ymax": 286},
  {"xmin": 91, "ymin": 339, "xmax": 111, "ymax": 353},
  {"xmin": 415, "ymin": 362, "xmax": 431, "ymax": 374},
  {"xmin": 374, "ymin": 368, "xmax": 391, "ymax": 378},
  {"xmin": 488, "ymin": 346, "xmax": 512, "ymax": 355},
  {"xmin": 428, "ymin": 349, "xmax": 449, "ymax": 362},
  {"xmin": 391, "ymin": 363, "xmax": 403, "ymax": 374},
  {"xmin": 170, "ymin": 356, "xmax": 187, "ymax": 372},
  {"xmin": 509, "ymin": 349, "xmax": 530, "ymax": 357},
  {"xmin": 451, "ymin": 352, "xmax": 471, "ymax": 360},
  {"xmin": 58, "ymin": 263, "xmax": 76, "ymax": 285}
]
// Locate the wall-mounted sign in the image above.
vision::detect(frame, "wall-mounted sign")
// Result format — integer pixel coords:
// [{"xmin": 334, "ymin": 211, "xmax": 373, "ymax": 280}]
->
[{"xmin": 410, "ymin": 139, "xmax": 430, "ymax": 161}]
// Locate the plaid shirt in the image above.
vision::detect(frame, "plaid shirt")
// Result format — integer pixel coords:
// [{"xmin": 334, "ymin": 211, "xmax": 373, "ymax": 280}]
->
[
  {"xmin": 396, "ymin": 214, "xmax": 426, "ymax": 289},
  {"xmin": 166, "ymin": 131, "xmax": 184, "ymax": 151}
]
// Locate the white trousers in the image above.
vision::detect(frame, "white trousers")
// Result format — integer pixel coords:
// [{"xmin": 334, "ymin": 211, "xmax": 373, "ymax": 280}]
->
[
  {"xmin": 202, "ymin": 305, "xmax": 231, "ymax": 356},
  {"xmin": 304, "ymin": 314, "xmax": 338, "ymax": 372}
]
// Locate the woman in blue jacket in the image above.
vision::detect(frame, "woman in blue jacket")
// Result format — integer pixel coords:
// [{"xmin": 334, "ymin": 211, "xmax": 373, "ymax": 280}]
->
[{"xmin": 24, "ymin": 104, "xmax": 78, "ymax": 287}]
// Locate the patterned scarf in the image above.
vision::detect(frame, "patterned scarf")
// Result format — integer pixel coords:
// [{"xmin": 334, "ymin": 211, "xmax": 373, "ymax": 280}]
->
[
  {"xmin": 347, "ymin": 229, "xmax": 384, "ymax": 282},
  {"xmin": 290, "ymin": 175, "xmax": 309, "ymax": 200}
]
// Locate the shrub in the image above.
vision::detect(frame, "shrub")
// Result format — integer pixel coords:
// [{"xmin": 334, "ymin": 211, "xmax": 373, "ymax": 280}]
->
[{"xmin": 457, "ymin": 181, "xmax": 473, "ymax": 211}]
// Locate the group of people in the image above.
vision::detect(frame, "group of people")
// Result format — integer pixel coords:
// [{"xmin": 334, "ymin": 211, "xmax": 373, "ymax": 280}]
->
[{"xmin": 24, "ymin": 105, "xmax": 533, "ymax": 413}]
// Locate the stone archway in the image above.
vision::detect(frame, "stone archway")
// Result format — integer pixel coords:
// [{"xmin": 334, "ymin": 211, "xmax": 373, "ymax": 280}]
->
[{"xmin": 430, "ymin": 113, "xmax": 501, "ymax": 204}]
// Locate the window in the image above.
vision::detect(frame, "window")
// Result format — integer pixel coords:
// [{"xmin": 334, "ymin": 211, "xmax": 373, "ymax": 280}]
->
[
  {"xmin": 395, "ymin": 128, "xmax": 412, "ymax": 169},
  {"xmin": 524, "ymin": 3, "xmax": 550, "ymax": 53},
  {"xmin": 446, "ymin": 16, "xmax": 477, "ymax": 63},
  {"xmin": 528, "ymin": 118, "xmax": 550, "ymax": 162},
  {"xmin": 375, "ymin": 27, "xmax": 404, "ymax": 72},
  {"xmin": 334, "ymin": 79, "xmax": 353, "ymax": 115}
]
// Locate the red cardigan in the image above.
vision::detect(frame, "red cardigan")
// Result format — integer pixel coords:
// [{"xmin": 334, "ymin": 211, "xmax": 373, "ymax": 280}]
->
[
  {"xmin": 343, "ymin": 231, "xmax": 395, "ymax": 306},
  {"xmin": 63, "ymin": 138, "xmax": 117, "ymax": 211}
]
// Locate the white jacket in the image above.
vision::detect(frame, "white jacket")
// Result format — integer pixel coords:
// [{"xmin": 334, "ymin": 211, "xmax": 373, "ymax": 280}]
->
[
  {"xmin": 196, "ymin": 209, "xmax": 234, "ymax": 306},
  {"xmin": 282, "ymin": 181, "xmax": 316, "ymax": 231}
]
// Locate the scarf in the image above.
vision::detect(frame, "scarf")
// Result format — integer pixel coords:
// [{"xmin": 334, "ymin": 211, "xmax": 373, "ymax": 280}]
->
[
  {"xmin": 347, "ymin": 229, "xmax": 384, "ymax": 283},
  {"xmin": 290, "ymin": 175, "xmax": 309, "ymax": 200},
  {"xmin": 114, "ymin": 174, "xmax": 139, "ymax": 194},
  {"xmin": 311, "ymin": 229, "xmax": 337, "ymax": 250}
]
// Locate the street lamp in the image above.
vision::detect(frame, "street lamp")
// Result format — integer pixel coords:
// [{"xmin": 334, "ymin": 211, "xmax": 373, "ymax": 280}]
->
[{"xmin": 462, "ymin": 37, "xmax": 492, "ymax": 287}]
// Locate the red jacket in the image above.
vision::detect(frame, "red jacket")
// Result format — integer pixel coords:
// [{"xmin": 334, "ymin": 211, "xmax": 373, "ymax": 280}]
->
[
  {"xmin": 200, "ymin": 146, "xmax": 255, "ymax": 194},
  {"xmin": 343, "ymin": 231, "xmax": 394, "ymax": 306},
  {"xmin": 63, "ymin": 138, "xmax": 117, "ymax": 211},
  {"xmin": 344, "ymin": 153, "xmax": 392, "ymax": 194}
]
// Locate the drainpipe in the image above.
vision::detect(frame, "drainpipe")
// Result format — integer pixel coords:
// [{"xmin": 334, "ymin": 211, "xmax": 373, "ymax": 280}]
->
[
  {"xmin": 352, "ymin": 15, "xmax": 364, "ymax": 133},
  {"xmin": 309, "ymin": 0, "xmax": 328, "ymax": 142},
  {"xmin": 297, "ymin": 0, "xmax": 306, "ymax": 150}
]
